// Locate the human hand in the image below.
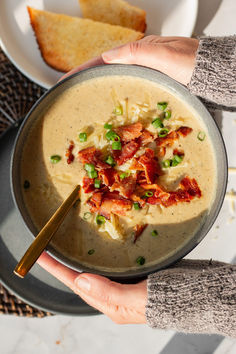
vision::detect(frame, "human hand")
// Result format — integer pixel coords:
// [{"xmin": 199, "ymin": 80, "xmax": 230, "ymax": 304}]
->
[
  {"xmin": 38, "ymin": 252, "xmax": 147, "ymax": 324},
  {"xmin": 102, "ymin": 35, "xmax": 199, "ymax": 86}
]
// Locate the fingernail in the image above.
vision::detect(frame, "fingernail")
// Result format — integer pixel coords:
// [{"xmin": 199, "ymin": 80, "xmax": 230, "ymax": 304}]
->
[
  {"xmin": 102, "ymin": 48, "xmax": 119, "ymax": 62},
  {"xmin": 75, "ymin": 276, "xmax": 91, "ymax": 292}
]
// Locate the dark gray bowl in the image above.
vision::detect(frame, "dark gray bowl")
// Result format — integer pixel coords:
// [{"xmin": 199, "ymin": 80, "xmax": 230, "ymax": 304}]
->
[{"xmin": 11, "ymin": 65, "xmax": 228, "ymax": 281}]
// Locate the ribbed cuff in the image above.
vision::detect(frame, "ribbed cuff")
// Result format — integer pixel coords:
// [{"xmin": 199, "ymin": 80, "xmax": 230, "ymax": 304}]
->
[
  {"xmin": 145, "ymin": 259, "xmax": 236, "ymax": 338},
  {"xmin": 188, "ymin": 36, "xmax": 236, "ymax": 107}
]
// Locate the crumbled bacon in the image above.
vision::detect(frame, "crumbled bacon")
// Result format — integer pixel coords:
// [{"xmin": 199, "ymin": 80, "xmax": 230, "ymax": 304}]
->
[
  {"xmin": 99, "ymin": 168, "xmax": 116, "ymax": 186},
  {"xmin": 115, "ymin": 140, "xmax": 140, "ymax": 165},
  {"xmin": 78, "ymin": 147, "xmax": 110, "ymax": 169},
  {"xmin": 82, "ymin": 177, "xmax": 95, "ymax": 193},
  {"xmin": 173, "ymin": 148, "xmax": 184, "ymax": 157},
  {"xmin": 66, "ymin": 140, "xmax": 75, "ymax": 164},
  {"xmin": 87, "ymin": 191, "xmax": 103, "ymax": 212},
  {"xmin": 110, "ymin": 174, "xmax": 137, "ymax": 199},
  {"xmin": 130, "ymin": 193, "xmax": 146, "ymax": 208},
  {"xmin": 177, "ymin": 126, "xmax": 193, "ymax": 137},
  {"xmin": 133, "ymin": 224, "xmax": 148, "ymax": 243},
  {"xmin": 130, "ymin": 149, "xmax": 161, "ymax": 184},
  {"xmin": 156, "ymin": 126, "xmax": 192, "ymax": 149},
  {"xmin": 78, "ymin": 123, "xmax": 201, "ymax": 221},
  {"xmin": 98, "ymin": 192, "xmax": 132, "ymax": 219},
  {"xmin": 145, "ymin": 176, "xmax": 201, "ymax": 207},
  {"xmin": 115, "ymin": 122, "xmax": 143, "ymax": 142},
  {"xmin": 180, "ymin": 176, "xmax": 201, "ymax": 198},
  {"xmin": 157, "ymin": 146, "xmax": 166, "ymax": 157},
  {"xmin": 138, "ymin": 129, "xmax": 154, "ymax": 146},
  {"xmin": 156, "ymin": 131, "xmax": 179, "ymax": 148}
]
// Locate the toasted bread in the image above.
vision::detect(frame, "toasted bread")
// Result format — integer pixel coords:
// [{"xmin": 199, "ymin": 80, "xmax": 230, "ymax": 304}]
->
[
  {"xmin": 79, "ymin": 0, "xmax": 146, "ymax": 32},
  {"xmin": 27, "ymin": 7, "xmax": 143, "ymax": 72}
]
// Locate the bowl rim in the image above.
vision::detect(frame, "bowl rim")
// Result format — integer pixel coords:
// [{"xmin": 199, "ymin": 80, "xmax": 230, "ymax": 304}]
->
[{"xmin": 10, "ymin": 64, "xmax": 228, "ymax": 280}]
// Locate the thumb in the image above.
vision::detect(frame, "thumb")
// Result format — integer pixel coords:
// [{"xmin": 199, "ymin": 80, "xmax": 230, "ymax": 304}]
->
[
  {"xmin": 102, "ymin": 38, "xmax": 155, "ymax": 67},
  {"xmin": 74, "ymin": 273, "xmax": 147, "ymax": 324}
]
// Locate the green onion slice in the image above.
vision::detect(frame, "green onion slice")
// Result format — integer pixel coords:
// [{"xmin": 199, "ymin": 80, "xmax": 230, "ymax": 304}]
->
[
  {"xmin": 133, "ymin": 202, "xmax": 140, "ymax": 210},
  {"xmin": 158, "ymin": 128, "xmax": 169, "ymax": 138},
  {"xmin": 151, "ymin": 230, "xmax": 158, "ymax": 237},
  {"xmin": 162, "ymin": 159, "xmax": 171, "ymax": 168},
  {"xmin": 88, "ymin": 249, "xmax": 95, "ymax": 255},
  {"xmin": 83, "ymin": 212, "xmax": 92, "ymax": 220},
  {"xmin": 104, "ymin": 123, "xmax": 112, "ymax": 129},
  {"xmin": 197, "ymin": 131, "xmax": 206, "ymax": 141},
  {"xmin": 114, "ymin": 106, "xmax": 123, "ymax": 116},
  {"xmin": 106, "ymin": 156, "xmax": 116, "ymax": 166},
  {"xmin": 145, "ymin": 191, "xmax": 153, "ymax": 197},
  {"xmin": 120, "ymin": 172, "xmax": 128, "ymax": 180},
  {"xmin": 79, "ymin": 132, "xmax": 87, "ymax": 142},
  {"xmin": 112, "ymin": 141, "xmax": 122, "ymax": 150},
  {"xmin": 157, "ymin": 102, "xmax": 167, "ymax": 111},
  {"xmin": 88, "ymin": 170, "xmax": 98, "ymax": 179},
  {"xmin": 105, "ymin": 130, "xmax": 120, "ymax": 141},
  {"xmin": 94, "ymin": 179, "xmax": 101, "ymax": 189},
  {"xmin": 136, "ymin": 256, "xmax": 145, "ymax": 266},
  {"xmin": 84, "ymin": 163, "xmax": 95, "ymax": 172},
  {"xmin": 152, "ymin": 118, "xmax": 164, "ymax": 129},
  {"xmin": 164, "ymin": 110, "xmax": 171, "ymax": 119},
  {"xmin": 50, "ymin": 155, "xmax": 61, "ymax": 164},
  {"xmin": 23, "ymin": 180, "xmax": 30, "ymax": 189},
  {"xmin": 96, "ymin": 214, "xmax": 106, "ymax": 225}
]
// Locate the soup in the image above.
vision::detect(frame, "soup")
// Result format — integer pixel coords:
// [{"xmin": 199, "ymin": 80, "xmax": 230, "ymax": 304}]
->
[{"xmin": 21, "ymin": 76, "xmax": 216, "ymax": 271}]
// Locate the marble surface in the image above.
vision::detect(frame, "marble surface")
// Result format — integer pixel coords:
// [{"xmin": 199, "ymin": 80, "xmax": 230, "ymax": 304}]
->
[{"xmin": 0, "ymin": 0, "xmax": 236, "ymax": 353}]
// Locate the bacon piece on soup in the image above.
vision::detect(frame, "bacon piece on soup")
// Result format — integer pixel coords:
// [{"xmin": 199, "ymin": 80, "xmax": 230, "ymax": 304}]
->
[
  {"xmin": 98, "ymin": 191, "xmax": 132, "ymax": 219},
  {"xmin": 156, "ymin": 131, "xmax": 179, "ymax": 148},
  {"xmin": 133, "ymin": 224, "xmax": 148, "ymax": 243},
  {"xmin": 173, "ymin": 148, "xmax": 185, "ymax": 157},
  {"xmin": 145, "ymin": 176, "xmax": 201, "ymax": 207},
  {"xmin": 78, "ymin": 146, "xmax": 110, "ymax": 169},
  {"xmin": 114, "ymin": 122, "xmax": 143, "ymax": 142},
  {"xmin": 99, "ymin": 168, "xmax": 116, "ymax": 186},
  {"xmin": 66, "ymin": 140, "xmax": 75, "ymax": 164},
  {"xmin": 138, "ymin": 129, "xmax": 154, "ymax": 146},
  {"xmin": 177, "ymin": 126, "xmax": 193, "ymax": 137},
  {"xmin": 180, "ymin": 176, "xmax": 201, "ymax": 198},
  {"xmin": 110, "ymin": 174, "xmax": 136, "ymax": 199},
  {"xmin": 130, "ymin": 193, "xmax": 146, "ymax": 208},
  {"xmin": 157, "ymin": 146, "xmax": 166, "ymax": 157},
  {"xmin": 115, "ymin": 140, "xmax": 140, "ymax": 165},
  {"xmin": 130, "ymin": 149, "xmax": 162, "ymax": 184},
  {"xmin": 82, "ymin": 177, "xmax": 95, "ymax": 193},
  {"xmin": 87, "ymin": 191, "xmax": 103, "ymax": 212}
]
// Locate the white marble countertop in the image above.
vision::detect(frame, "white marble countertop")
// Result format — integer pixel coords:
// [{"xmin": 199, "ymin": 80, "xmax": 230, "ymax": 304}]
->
[{"xmin": 0, "ymin": 1, "xmax": 235, "ymax": 353}]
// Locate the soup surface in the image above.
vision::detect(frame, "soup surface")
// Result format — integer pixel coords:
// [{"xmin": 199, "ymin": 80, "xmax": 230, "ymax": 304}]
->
[{"xmin": 21, "ymin": 76, "xmax": 216, "ymax": 271}]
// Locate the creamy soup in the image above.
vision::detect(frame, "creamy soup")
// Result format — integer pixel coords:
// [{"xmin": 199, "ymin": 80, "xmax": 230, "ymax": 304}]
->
[{"xmin": 21, "ymin": 76, "xmax": 216, "ymax": 271}]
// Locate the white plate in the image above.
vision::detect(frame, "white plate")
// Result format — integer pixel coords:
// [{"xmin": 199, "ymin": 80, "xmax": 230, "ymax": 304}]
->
[{"xmin": 0, "ymin": 0, "xmax": 198, "ymax": 89}]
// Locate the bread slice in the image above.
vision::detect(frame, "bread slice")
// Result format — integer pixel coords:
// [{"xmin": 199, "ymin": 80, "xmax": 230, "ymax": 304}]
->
[
  {"xmin": 79, "ymin": 0, "xmax": 146, "ymax": 32},
  {"xmin": 27, "ymin": 7, "xmax": 143, "ymax": 72}
]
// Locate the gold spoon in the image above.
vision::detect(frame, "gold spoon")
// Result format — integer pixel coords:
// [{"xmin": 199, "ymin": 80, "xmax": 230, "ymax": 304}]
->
[{"xmin": 14, "ymin": 185, "xmax": 80, "ymax": 278}]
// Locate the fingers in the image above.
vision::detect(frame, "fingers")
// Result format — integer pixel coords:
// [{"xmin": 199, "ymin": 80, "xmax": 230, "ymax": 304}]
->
[
  {"xmin": 37, "ymin": 252, "xmax": 79, "ymax": 291},
  {"xmin": 37, "ymin": 253, "xmax": 147, "ymax": 324},
  {"xmin": 74, "ymin": 273, "xmax": 147, "ymax": 324},
  {"xmin": 58, "ymin": 56, "xmax": 104, "ymax": 82}
]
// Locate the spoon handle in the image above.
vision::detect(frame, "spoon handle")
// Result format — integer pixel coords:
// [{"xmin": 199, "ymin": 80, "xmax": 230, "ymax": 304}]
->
[{"xmin": 14, "ymin": 185, "xmax": 80, "ymax": 278}]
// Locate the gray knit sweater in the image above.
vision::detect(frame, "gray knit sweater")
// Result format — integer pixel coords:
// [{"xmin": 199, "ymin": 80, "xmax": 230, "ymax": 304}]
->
[{"xmin": 146, "ymin": 36, "xmax": 236, "ymax": 338}]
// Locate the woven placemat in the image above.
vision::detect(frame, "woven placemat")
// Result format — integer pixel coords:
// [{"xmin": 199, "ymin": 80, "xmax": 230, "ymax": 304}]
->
[
  {"xmin": 0, "ymin": 48, "xmax": 52, "ymax": 317},
  {"xmin": 0, "ymin": 48, "xmax": 45, "ymax": 135}
]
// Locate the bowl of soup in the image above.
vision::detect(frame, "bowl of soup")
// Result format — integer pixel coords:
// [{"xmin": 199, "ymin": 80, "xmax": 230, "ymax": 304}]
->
[{"xmin": 11, "ymin": 65, "xmax": 228, "ymax": 280}]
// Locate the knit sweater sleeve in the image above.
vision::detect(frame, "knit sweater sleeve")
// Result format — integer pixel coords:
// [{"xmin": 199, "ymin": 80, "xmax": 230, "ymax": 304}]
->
[
  {"xmin": 187, "ymin": 36, "xmax": 236, "ymax": 109},
  {"xmin": 145, "ymin": 259, "xmax": 236, "ymax": 338}
]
